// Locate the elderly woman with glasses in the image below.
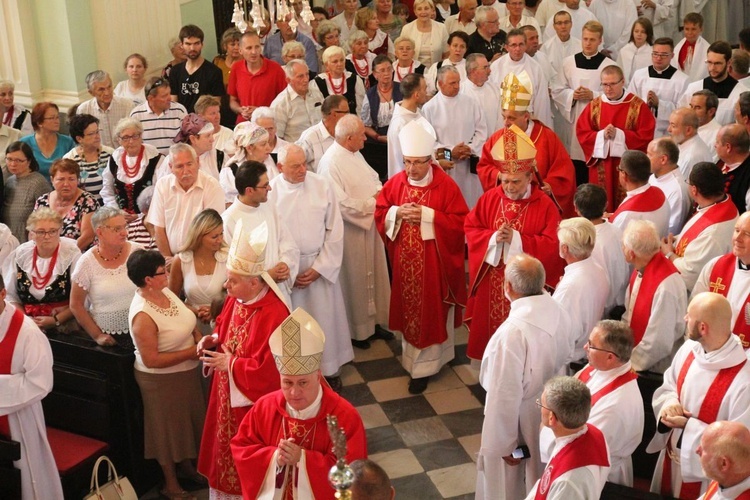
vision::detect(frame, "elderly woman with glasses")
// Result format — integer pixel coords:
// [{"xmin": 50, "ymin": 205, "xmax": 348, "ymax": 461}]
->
[
  {"xmin": 127, "ymin": 249, "xmax": 206, "ymax": 499},
  {"xmin": 2, "ymin": 208, "xmax": 81, "ymax": 332},
  {"xmin": 316, "ymin": 20, "xmax": 343, "ymax": 71},
  {"xmin": 101, "ymin": 117, "xmax": 164, "ymax": 222},
  {"xmin": 2, "ymin": 141, "xmax": 52, "ymax": 243},
  {"xmin": 315, "ymin": 45, "xmax": 366, "ymax": 115},
  {"xmin": 63, "ymin": 113, "xmax": 113, "ymax": 202},
  {"xmin": 34, "ymin": 159, "xmax": 100, "ymax": 251},
  {"xmin": 173, "ymin": 114, "xmax": 223, "ymax": 180},
  {"xmin": 70, "ymin": 206, "xmax": 144, "ymax": 348},
  {"xmin": 18, "ymin": 102, "xmax": 75, "ymax": 181}
]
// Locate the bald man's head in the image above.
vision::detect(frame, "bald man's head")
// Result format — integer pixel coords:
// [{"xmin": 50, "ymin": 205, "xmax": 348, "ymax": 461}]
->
[
  {"xmin": 699, "ymin": 421, "xmax": 750, "ymax": 486},
  {"xmin": 686, "ymin": 292, "xmax": 732, "ymax": 346}
]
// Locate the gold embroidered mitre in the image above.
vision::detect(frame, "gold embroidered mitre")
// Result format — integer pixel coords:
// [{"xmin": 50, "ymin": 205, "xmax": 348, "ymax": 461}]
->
[
  {"xmin": 500, "ymin": 71, "xmax": 533, "ymax": 112},
  {"xmin": 490, "ymin": 124, "xmax": 537, "ymax": 174},
  {"xmin": 269, "ymin": 308, "xmax": 326, "ymax": 375},
  {"xmin": 226, "ymin": 219, "xmax": 268, "ymax": 276}
]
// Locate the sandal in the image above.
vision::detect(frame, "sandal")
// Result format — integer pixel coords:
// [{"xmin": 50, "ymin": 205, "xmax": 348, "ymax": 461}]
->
[{"xmin": 159, "ymin": 489, "xmax": 197, "ymax": 500}]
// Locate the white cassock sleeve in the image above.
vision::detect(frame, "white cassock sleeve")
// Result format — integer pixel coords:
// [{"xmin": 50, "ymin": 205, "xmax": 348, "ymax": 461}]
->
[{"xmin": 311, "ymin": 184, "xmax": 345, "ymax": 284}]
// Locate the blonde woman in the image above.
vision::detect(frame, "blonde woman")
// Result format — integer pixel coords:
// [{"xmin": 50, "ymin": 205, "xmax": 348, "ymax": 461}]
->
[
  {"xmin": 169, "ymin": 209, "xmax": 228, "ymax": 335},
  {"xmin": 399, "ymin": 0, "xmax": 449, "ymax": 66},
  {"xmin": 356, "ymin": 6, "xmax": 395, "ymax": 58}
]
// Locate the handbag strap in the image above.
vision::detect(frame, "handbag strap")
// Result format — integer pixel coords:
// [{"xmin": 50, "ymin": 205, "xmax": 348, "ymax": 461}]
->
[{"xmin": 90, "ymin": 455, "xmax": 121, "ymax": 493}]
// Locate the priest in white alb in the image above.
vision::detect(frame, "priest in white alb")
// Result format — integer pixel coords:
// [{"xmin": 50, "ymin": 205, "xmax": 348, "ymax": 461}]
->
[
  {"xmin": 0, "ymin": 274, "xmax": 64, "ymax": 499},
  {"xmin": 489, "ymin": 29, "xmax": 553, "ymax": 128},
  {"xmin": 647, "ymin": 137, "xmax": 691, "ymax": 237},
  {"xmin": 318, "ymin": 114, "xmax": 391, "ymax": 349},
  {"xmin": 668, "ymin": 108, "xmax": 714, "ymax": 180},
  {"xmin": 422, "ymin": 65, "xmax": 487, "ymax": 208},
  {"xmin": 693, "ymin": 211, "xmax": 750, "ymax": 351},
  {"xmin": 460, "ymin": 53, "xmax": 502, "ymax": 136},
  {"xmin": 268, "ymin": 144, "xmax": 354, "ymax": 389}
]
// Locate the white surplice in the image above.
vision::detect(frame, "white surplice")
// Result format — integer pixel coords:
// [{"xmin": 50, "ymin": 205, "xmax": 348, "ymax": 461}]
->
[
  {"xmin": 639, "ymin": 0, "xmax": 678, "ymax": 39},
  {"xmin": 622, "ymin": 270, "xmax": 686, "ymax": 373},
  {"xmin": 671, "ymin": 36, "xmax": 711, "ymax": 83},
  {"xmin": 647, "ymin": 336, "xmax": 750, "ymax": 497},
  {"xmin": 552, "ymin": 257, "xmax": 609, "ymax": 362},
  {"xmin": 460, "ymin": 80, "xmax": 502, "ymax": 137},
  {"xmin": 0, "ymin": 302, "xmax": 64, "ymax": 500},
  {"xmin": 649, "ymin": 169, "xmax": 691, "ymax": 236},
  {"xmin": 317, "ymin": 142, "xmax": 391, "ymax": 340},
  {"xmin": 591, "ymin": 221, "xmax": 630, "ymax": 312},
  {"xmin": 526, "ymin": 426, "xmax": 610, "ymax": 500},
  {"xmin": 618, "ymin": 43, "xmax": 652, "ymax": 84},
  {"xmin": 539, "ymin": 362, "xmax": 643, "ymax": 487},
  {"xmin": 588, "ymin": 0, "xmax": 637, "ymax": 54},
  {"xmin": 268, "ymin": 172, "xmax": 354, "ymax": 376},
  {"xmin": 222, "ymin": 199, "xmax": 300, "ymax": 306},
  {"xmin": 693, "ymin": 255, "xmax": 750, "ymax": 346},
  {"xmin": 422, "ymin": 91, "xmax": 487, "ymax": 208},
  {"xmin": 675, "ymin": 133, "xmax": 716, "ymax": 180},
  {"xmin": 489, "ymin": 54, "xmax": 553, "ymax": 128},
  {"xmin": 551, "ymin": 52, "xmax": 616, "ymax": 161},
  {"xmin": 541, "ymin": 36, "xmax": 582, "ymax": 149},
  {"xmin": 627, "ymin": 65, "xmax": 689, "ymax": 137},
  {"xmin": 717, "ymin": 76, "xmax": 750, "ymax": 126},
  {"xmin": 672, "ymin": 200, "xmax": 737, "ymax": 292},
  {"xmin": 611, "ymin": 184, "xmax": 671, "ymax": 239},
  {"xmin": 476, "ymin": 293, "xmax": 572, "ymax": 500}
]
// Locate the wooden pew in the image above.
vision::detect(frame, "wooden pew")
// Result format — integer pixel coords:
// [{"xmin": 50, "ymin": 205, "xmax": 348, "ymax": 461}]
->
[
  {"xmin": 0, "ymin": 437, "xmax": 21, "ymax": 500},
  {"xmin": 42, "ymin": 330, "xmax": 160, "ymax": 497}
]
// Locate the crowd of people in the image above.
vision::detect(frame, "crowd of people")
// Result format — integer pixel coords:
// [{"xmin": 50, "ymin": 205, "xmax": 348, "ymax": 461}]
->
[{"xmin": 3, "ymin": 0, "xmax": 750, "ymax": 498}]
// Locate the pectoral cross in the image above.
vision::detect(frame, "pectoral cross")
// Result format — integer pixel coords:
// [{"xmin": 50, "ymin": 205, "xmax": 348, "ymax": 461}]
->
[{"xmin": 709, "ymin": 277, "xmax": 726, "ymax": 294}]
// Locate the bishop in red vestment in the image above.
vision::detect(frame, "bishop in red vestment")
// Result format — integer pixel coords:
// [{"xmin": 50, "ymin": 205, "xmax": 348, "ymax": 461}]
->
[
  {"xmin": 577, "ymin": 65, "xmax": 655, "ymax": 212},
  {"xmin": 375, "ymin": 119, "xmax": 469, "ymax": 394},
  {"xmin": 477, "ymin": 71, "xmax": 576, "ymax": 218},
  {"xmin": 231, "ymin": 308, "xmax": 367, "ymax": 499},
  {"xmin": 197, "ymin": 220, "xmax": 290, "ymax": 496},
  {"xmin": 465, "ymin": 124, "xmax": 564, "ymax": 361}
]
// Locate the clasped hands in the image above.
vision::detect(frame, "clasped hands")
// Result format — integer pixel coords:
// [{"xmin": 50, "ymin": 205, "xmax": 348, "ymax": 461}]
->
[
  {"xmin": 277, "ymin": 438, "xmax": 302, "ymax": 466},
  {"xmin": 660, "ymin": 403, "xmax": 692, "ymax": 429},
  {"xmin": 495, "ymin": 224, "xmax": 514, "ymax": 244},
  {"xmin": 197, "ymin": 335, "xmax": 232, "ymax": 373},
  {"xmin": 397, "ymin": 203, "xmax": 423, "ymax": 225},
  {"xmin": 267, "ymin": 262, "xmax": 290, "ymax": 282}
]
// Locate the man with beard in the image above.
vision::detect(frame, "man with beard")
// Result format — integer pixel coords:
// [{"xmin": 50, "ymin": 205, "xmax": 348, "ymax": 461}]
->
[{"xmin": 169, "ymin": 24, "xmax": 225, "ymax": 113}]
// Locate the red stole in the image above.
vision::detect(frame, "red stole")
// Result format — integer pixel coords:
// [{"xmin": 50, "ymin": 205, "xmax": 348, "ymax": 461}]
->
[
  {"xmin": 628, "ymin": 254, "xmax": 679, "ymax": 345},
  {"xmin": 703, "ymin": 480, "xmax": 750, "ymax": 499},
  {"xmin": 708, "ymin": 254, "xmax": 750, "ymax": 348},
  {"xmin": 678, "ymin": 40, "xmax": 696, "ymax": 71},
  {"xmin": 534, "ymin": 424, "xmax": 609, "ymax": 500},
  {"xmin": 577, "ymin": 365, "xmax": 638, "ymax": 406},
  {"xmin": 0, "ymin": 308, "xmax": 26, "ymax": 438},
  {"xmin": 610, "ymin": 186, "xmax": 666, "ymax": 223},
  {"xmin": 661, "ymin": 351, "xmax": 747, "ymax": 499},
  {"xmin": 674, "ymin": 198, "xmax": 738, "ymax": 257}
]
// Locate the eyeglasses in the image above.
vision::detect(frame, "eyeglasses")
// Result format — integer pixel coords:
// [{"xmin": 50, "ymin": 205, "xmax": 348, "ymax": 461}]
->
[
  {"xmin": 146, "ymin": 78, "xmax": 169, "ymax": 96},
  {"xmin": 506, "ymin": 43, "xmax": 525, "ymax": 49},
  {"xmin": 5, "ymin": 157, "xmax": 29, "ymax": 164},
  {"xmin": 119, "ymin": 133, "xmax": 141, "ymax": 142},
  {"xmin": 705, "ymin": 60, "xmax": 725, "ymax": 67},
  {"xmin": 102, "ymin": 224, "xmax": 128, "ymax": 233},
  {"xmin": 404, "ymin": 158, "xmax": 431, "ymax": 167},
  {"xmin": 601, "ymin": 79, "xmax": 624, "ymax": 89},
  {"xmin": 536, "ymin": 399, "xmax": 555, "ymax": 414},
  {"xmin": 585, "ymin": 338, "xmax": 620, "ymax": 358},
  {"xmin": 31, "ymin": 228, "xmax": 60, "ymax": 238},
  {"xmin": 652, "ymin": 52, "xmax": 672, "ymax": 58}
]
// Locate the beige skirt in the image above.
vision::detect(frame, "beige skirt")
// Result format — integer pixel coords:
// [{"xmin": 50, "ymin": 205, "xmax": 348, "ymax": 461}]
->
[{"xmin": 134, "ymin": 366, "xmax": 207, "ymax": 464}]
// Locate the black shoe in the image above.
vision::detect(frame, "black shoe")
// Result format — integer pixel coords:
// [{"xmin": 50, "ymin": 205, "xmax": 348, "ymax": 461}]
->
[
  {"xmin": 325, "ymin": 376, "xmax": 343, "ymax": 393},
  {"xmin": 352, "ymin": 339, "xmax": 371, "ymax": 350},
  {"xmin": 408, "ymin": 377, "xmax": 429, "ymax": 394},
  {"xmin": 373, "ymin": 324, "xmax": 395, "ymax": 341}
]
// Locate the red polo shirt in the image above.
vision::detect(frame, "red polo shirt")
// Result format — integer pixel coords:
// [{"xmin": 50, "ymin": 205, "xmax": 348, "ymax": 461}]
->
[{"xmin": 228, "ymin": 57, "xmax": 287, "ymax": 123}]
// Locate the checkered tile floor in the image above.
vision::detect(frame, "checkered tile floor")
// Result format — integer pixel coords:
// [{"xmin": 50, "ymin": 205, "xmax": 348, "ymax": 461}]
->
[
  {"xmin": 343, "ymin": 325, "xmax": 485, "ymax": 500},
  {"xmin": 141, "ymin": 326, "xmax": 485, "ymax": 500}
]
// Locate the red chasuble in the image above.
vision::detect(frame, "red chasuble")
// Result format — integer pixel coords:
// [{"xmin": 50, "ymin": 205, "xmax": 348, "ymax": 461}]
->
[
  {"xmin": 374, "ymin": 165, "xmax": 469, "ymax": 349},
  {"xmin": 708, "ymin": 254, "xmax": 750, "ymax": 347},
  {"xmin": 534, "ymin": 424, "xmax": 610, "ymax": 500},
  {"xmin": 627, "ymin": 253, "xmax": 679, "ymax": 346},
  {"xmin": 609, "ymin": 186, "xmax": 667, "ymax": 224},
  {"xmin": 476, "ymin": 121, "xmax": 577, "ymax": 218},
  {"xmin": 231, "ymin": 384, "xmax": 367, "ymax": 500},
  {"xmin": 464, "ymin": 184, "xmax": 564, "ymax": 360},
  {"xmin": 0, "ymin": 308, "xmax": 25, "ymax": 438},
  {"xmin": 198, "ymin": 293, "xmax": 290, "ymax": 495},
  {"xmin": 577, "ymin": 93, "xmax": 655, "ymax": 212}
]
